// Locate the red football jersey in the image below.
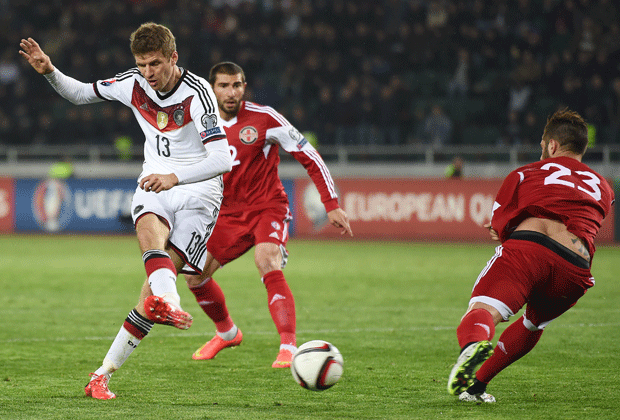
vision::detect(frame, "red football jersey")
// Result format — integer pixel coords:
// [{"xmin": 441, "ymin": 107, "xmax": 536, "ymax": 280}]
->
[
  {"xmin": 219, "ymin": 101, "xmax": 339, "ymax": 214},
  {"xmin": 491, "ymin": 156, "xmax": 614, "ymax": 255}
]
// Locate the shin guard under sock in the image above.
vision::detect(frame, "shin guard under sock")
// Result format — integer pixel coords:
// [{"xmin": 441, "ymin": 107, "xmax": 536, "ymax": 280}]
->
[
  {"xmin": 476, "ymin": 315, "xmax": 543, "ymax": 383},
  {"xmin": 457, "ymin": 308, "xmax": 496, "ymax": 349},
  {"xmin": 263, "ymin": 270, "xmax": 296, "ymax": 346},
  {"xmin": 189, "ymin": 277, "xmax": 234, "ymax": 333},
  {"xmin": 96, "ymin": 309, "xmax": 154, "ymax": 376}
]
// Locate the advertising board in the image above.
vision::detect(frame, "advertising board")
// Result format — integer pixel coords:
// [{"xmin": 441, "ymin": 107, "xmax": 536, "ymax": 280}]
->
[
  {"xmin": 14, "ymin": 178, "xmax": 137, "ymax": 234},
  {"xmin": 294, "ymin": 178, "xmax": 615, "ymax": 243}
]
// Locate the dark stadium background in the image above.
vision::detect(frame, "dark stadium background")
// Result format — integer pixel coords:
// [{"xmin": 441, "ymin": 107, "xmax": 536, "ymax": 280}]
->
[{"xmin": 0, "ymin": 0, "xmax": 618, "ymax": 239}]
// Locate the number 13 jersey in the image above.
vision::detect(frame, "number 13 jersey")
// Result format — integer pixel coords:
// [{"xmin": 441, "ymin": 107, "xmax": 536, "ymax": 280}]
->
[
  {"xmin": 94, "ymin": 68, "xmax": 227, "ymax": 201},
  {"xmin": 491, "ymin": 156, "xmax": 614, "ymax": 255}
]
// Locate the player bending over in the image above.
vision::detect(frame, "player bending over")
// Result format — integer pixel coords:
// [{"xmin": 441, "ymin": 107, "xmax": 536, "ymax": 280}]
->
[{"xmin": 447, "ymin": 109, "xmax": 614, "ymax": 403}]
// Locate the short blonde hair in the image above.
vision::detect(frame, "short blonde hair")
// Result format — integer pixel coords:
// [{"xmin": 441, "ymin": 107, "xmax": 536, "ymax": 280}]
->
[{"xmin": 129, "ymin": 22, "xmax": 176, "ymax": 59}]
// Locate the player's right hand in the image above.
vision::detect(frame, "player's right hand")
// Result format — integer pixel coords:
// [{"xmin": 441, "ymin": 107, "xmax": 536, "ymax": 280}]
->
[
  {"xmin": 19, "ymin": 38, "xmax": 54, "ymax": 75},
  {"xmin": 140, "ymin": 173, "xmax": 179, "ymax": 193}
]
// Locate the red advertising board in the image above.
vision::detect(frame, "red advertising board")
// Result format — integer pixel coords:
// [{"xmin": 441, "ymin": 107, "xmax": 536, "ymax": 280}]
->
[
  {"xmin": 294, "ymin": 178, "xmax": 615, "ymax": 243},
  {"xmin": 0, "ymin": 177, "xmax": 15, "ymax": 233}
]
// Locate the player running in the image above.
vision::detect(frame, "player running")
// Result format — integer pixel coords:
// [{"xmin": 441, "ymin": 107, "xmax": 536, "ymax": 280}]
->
[
  {"xmin": 20, "ymin": 23, "xmax": 232, "ymax": 399},
  {"xmin": 184, "ymin": 62, "xmax": 353, "ymax": 368},
  {"xmin": 447, "ymin": 109, "xmax": 614, "ymax": 403}
]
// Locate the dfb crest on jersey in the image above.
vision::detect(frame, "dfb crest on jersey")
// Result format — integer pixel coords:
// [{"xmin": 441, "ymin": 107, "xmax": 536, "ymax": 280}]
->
[
  {"xmin": 173, "ymin": 109, "xmax": 184, "ymax": 126},
  {"xmin": 157, "ymin": 111, "xmax": 168, "ymax": 130},
  {"xmin": 239, "ymin": 126, "xmax": 258, "ymax": 144},
  {"xmin": 201, "ymin": 113, "xmax": 217, "ymax": 129}
]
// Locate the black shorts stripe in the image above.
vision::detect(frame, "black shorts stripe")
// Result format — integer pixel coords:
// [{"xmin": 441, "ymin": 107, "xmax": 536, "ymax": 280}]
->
[
  {"xmin": 190, "ymin": 242, "xmax": 207, "ymax": 268},
  {"xmin": 168, "ymin": 242, "xmax": 202, "ymax": 274}
]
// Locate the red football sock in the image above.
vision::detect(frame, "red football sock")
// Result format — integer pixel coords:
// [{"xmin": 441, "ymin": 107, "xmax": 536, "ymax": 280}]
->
[
  {"xmin": 263, "ymin": 270, "xmax": 296, "ymax": 347},
  {"xmin": 476, "ymin": 315, "xmax": 543, "ymax": 383},
  {"xmin": 189, "ymin": 278, "xmax": 234, "ymax": 333},
  {"xmin": 143, "ymin": 250, "xmax": 176, "ymax": 277},
  {"xmin": 457, "ymin": 308, "xmax": 496, "ymax": 348}
]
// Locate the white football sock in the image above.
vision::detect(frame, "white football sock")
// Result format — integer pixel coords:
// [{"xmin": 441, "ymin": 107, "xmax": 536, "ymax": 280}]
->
[
  {"xmin": 280, "ymin": 343, "xmax": 297, "ymax": 353},
  {"xmin": 148, "ymin": 268, "xmax": 178, "ymax": 298},
  {"xmin": 95, "ymin": 326, "xmax": 141, "ymax": 376},
  {"xmin": 217, "ymin": 325, "xmax": 238, "ymax": 341}
]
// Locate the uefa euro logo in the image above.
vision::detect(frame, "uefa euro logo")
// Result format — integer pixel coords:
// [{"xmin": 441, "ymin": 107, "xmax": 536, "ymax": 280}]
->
[
  {"xmin": 32, "ymin": 179, "xmax": 73, "ymax": 232},
  {"xmin": 303, "ymin": 183, "xmax": 329, "ymax": 231}
]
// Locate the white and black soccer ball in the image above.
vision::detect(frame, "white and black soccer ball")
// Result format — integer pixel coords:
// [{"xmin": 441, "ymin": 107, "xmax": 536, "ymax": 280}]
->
[{"xmin": 291, "ymin": 340, "xmax": 344, "ymax": 391}]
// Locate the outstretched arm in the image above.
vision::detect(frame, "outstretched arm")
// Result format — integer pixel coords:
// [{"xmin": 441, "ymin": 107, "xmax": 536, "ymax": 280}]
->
[
  {"xmin": 19, "ymin": 38, "xmax": 54, "ymax": 75},
  {"xmin": 20, "ymin": 37, "xmax": 101, "ymax": 105},
  {"xmin": 328, "ymin": 208, "xmax": 353, "ymax": 237}
]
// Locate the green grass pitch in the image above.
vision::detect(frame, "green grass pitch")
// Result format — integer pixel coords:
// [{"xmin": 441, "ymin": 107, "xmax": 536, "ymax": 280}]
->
[{"xmin": 0, "ymin": 235, "xmax": 618, "ymax": 420}]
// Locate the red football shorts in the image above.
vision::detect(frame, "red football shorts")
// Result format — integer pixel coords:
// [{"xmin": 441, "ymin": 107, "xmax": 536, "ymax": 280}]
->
[
  {"xmin": 207, "ymin": 205, "xmax": 292, "ymax": 266},
  {"xmin": 470, "ymin": 231, "xmax": 594, "ymax": 329}
]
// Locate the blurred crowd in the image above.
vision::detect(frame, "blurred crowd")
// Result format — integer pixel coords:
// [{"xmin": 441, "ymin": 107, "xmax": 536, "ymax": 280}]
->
[{"xmin": 1, "ymin": 0, "xmax": 620, "ymax": 149}]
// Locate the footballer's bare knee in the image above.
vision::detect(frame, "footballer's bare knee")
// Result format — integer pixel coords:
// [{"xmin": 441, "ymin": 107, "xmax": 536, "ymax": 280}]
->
[
  {"xmin": 254, "ymin": 243, "xmax": 282, "ymax": 276},
  {"xmin": 135, "ymin": 213, "xmax": 169, "ymax": 252},
  {"xmin": 184, "ymin": 273, "xmax": 201, "ymax": 288},
  {"xmin": 184, "ymin": 270, "xmax": 212, "ymax": 288}
]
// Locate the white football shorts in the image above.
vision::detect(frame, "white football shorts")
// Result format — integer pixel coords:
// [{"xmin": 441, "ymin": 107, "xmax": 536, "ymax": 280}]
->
[{"xmin": 131, "ymin": 186, "xmax": 220, "ymax": 275}]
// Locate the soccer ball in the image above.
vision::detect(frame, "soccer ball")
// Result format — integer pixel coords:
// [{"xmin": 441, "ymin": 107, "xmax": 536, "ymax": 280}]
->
[{"xmin": 291, "ymin": 340, "xmax": 344, "ymax": 391}]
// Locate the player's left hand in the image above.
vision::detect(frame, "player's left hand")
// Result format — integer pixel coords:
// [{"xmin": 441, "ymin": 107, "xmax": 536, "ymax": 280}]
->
[
  {"xmin": 327, "ymin": 208, "xmax": 353, "ymax": 237},
  {"xmin": 483, "ymin": 223, "xmax": 499, "ymax": 241},
  {"xmin": 140, "ymin": 173, "xmax": 179, "ymax": 193}
]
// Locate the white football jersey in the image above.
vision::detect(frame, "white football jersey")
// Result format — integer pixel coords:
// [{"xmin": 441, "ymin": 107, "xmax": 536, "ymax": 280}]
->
[{"xmin": 93, "ymin": 68, "xmax": 227, "ymax": 202}]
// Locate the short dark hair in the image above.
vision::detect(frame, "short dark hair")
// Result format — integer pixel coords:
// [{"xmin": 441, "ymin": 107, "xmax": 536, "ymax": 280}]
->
[
  {"xmin": 130, "ymin": 22, "xmax": 176, "ymax": 59},
  {"xmin": 209, "ymin": 62, "xmax": 245, "ymax": 85},
  {"xmin": 542, "ymin": 108, "xmax": 589, "ymax": 155}
]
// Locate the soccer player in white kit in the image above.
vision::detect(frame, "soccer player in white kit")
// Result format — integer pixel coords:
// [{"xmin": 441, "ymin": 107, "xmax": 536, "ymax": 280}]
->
[{"xmin": 19, "ymin": 23, "xmax": 232, "ymax": 400}]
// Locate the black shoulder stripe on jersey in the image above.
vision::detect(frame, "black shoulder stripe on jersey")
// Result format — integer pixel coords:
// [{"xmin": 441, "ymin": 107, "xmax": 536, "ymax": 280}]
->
[
  {"xmin": 114, "ymin": 68, "xmax": 141, "ymax": 81},
  {"xmin": 183, "ymin": 73, "xmax": 214, "ymax": 114},
  {"xmin": 183, "ymin": 72, "xmax": 216, "ymax": 114}
]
